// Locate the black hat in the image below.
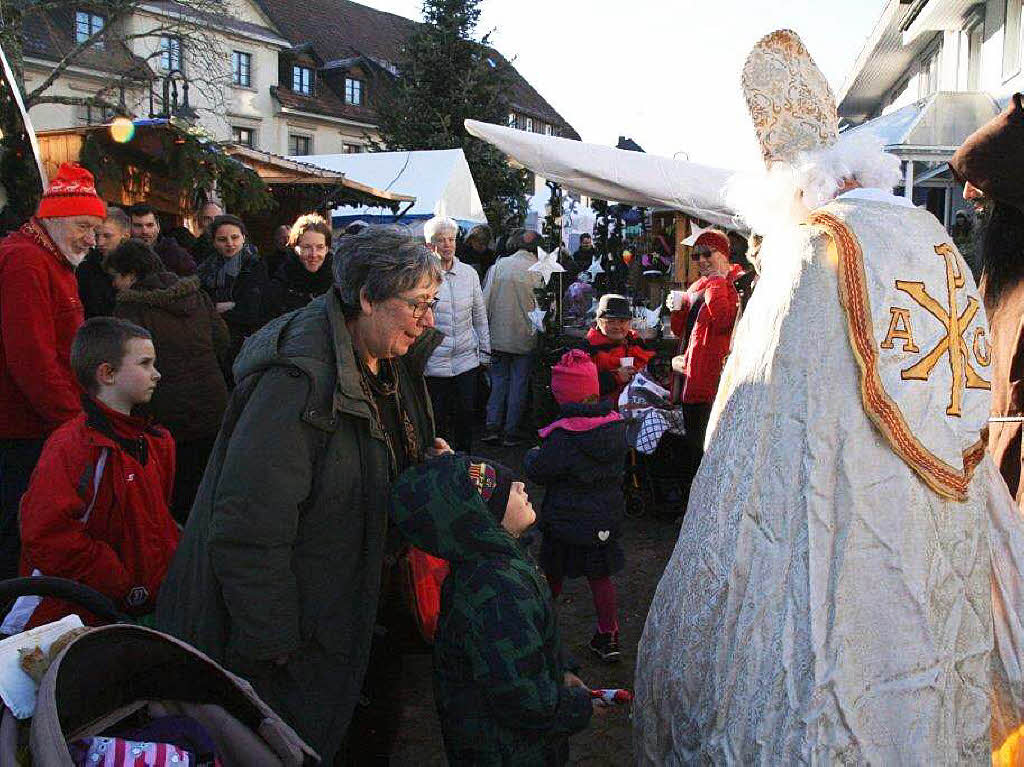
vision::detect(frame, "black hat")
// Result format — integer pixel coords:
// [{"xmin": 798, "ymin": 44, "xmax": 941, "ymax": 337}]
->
[
  {"xmin": 467, "ymin": 458, "xmax": 516, "ymax": 524},
  {"xmin": 596, "ymin": 294, "xmax": 632, "ymax": 319}
]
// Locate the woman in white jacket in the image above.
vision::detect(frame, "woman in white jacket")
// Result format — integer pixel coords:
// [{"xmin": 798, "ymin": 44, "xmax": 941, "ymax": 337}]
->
[{"xmin": 423, "ymin": 216, "xmax": 491, "ymax": 452}]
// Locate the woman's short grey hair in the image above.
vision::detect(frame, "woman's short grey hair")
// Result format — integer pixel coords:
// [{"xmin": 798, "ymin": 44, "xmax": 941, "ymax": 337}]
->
[
  {"xmin": 423, "ymin": 216, "xmax": 459, "ymax": 243},
  {"xmin": 334, "ymin": 226, "xmax": 442, "ymax": 313}
]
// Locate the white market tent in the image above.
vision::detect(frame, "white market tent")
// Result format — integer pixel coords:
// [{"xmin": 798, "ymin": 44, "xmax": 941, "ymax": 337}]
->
[
  {"xmin": 464, "ymin": 119, "xmax": 739, "ymax": 230},
  {"xmin": 291, "ymin": 148, "xmax": 488, "ymax": 234}
]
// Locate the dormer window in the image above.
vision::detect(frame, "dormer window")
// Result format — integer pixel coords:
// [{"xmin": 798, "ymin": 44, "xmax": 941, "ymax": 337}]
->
[
  {"xmin": 75, "ymin": 10, "xmax": 105, "ymax": 48},
  {"xmin": 344, "ymin": 77, "xmax": 363, "ymax": 105},
  {"xmin": 293, "ymin": 65, "xmax": 313, "ymax": 95}
]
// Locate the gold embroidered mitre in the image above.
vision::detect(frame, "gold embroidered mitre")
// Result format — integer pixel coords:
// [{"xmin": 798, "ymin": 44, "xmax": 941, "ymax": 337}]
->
[{"xmin": 742, "ymin": 29, "xmax": 838, "ymax": 168}]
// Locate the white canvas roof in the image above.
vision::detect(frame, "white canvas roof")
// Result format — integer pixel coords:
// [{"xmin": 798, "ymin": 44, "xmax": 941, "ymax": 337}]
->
[
  {"xmin": 292, "ymin": 148, "xmax": 487, "ymax": 227},
  {"xmin": 464, "ymin": 120, "xmax": 738, "ymax": 230}
]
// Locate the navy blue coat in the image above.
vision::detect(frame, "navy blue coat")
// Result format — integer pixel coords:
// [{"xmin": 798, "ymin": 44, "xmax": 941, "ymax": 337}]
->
[{"xmin": 524, "ymin": 402, "xmax": 629, "ymax": 547}]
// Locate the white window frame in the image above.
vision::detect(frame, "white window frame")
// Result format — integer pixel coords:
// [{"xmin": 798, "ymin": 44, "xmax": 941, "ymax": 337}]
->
[
  {"xmin": 231, "ymin": 51, "xmax": 252, "ymax": 88},
  {"xmin": 293, "ymin": 66, "xmax": 313, "ymax": 95},
  {"xmin": 343, "ymin": 142, "xmax": 364, "ymax": 154},
  {"xmin": 75, "ymin": 11, "xmax": 105, "ymax": 48},
  {"xmin": 344, "ymin": 77, "xmax": 363, "ymax": 105},
  {"xmin": 525, "ymin": 116, "xmax": 533, "ymax": 132},
  {"xmin": 160, "ymin": 36, "xmax": 182, "ymax": 72}
]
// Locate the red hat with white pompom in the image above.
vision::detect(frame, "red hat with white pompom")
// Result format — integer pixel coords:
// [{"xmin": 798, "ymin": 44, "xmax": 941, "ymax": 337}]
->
[{"xmin": 36, "ymin": 163, "xmax": 107, "ymax": 220}]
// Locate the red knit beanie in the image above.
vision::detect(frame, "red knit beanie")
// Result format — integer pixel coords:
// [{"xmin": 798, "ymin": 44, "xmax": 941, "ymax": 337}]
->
[
  {"xmin": 551, "ymin": 349, "xmax": 599, "ymax": 405},
  {"xmin": 694, "ymin": 230, "xmax": 731, "ymax": 256},
  {"xmin": 36, "ymin": 163, "xmax": 107, "ymax": 220}
]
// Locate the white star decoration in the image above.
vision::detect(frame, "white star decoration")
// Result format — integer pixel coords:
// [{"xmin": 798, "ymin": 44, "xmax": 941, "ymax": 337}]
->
[
  {"xmin": 528, "ymin": 306, "xmax": 547, "ymax": 332},
  {"xmin": 586, "ymin": 255, "xmax": 604, "ymax": 281},
  {"xmin": 682, "ymin": 221, "xmax": 710, "ymax": 247},
  {"xmin": 527, "ymin": 246, "xmax": 565, "ymax": 284},
  {"xmin": 636, "ymin": 305, "xmax": 662, "ymax": 330}
]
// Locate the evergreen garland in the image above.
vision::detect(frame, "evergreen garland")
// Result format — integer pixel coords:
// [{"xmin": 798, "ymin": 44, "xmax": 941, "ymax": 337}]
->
[
  {"xmin": 79, "ymin": 125, "xmax": 274, "ymax": 216},
  {"xmin": 0, "ymin": 72, "xmax": 43, "ymax": 235}
]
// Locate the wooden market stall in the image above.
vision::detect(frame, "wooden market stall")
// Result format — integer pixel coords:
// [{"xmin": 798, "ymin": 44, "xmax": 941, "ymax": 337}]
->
[{"xmin": 222, "ymin": 146, "xmax": 414, "ymax": 254}]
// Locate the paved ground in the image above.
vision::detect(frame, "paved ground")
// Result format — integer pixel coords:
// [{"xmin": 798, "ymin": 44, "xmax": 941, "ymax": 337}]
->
[{"xmin": 391, "ymin": 439, "xmax": 682, "ymax": 765}]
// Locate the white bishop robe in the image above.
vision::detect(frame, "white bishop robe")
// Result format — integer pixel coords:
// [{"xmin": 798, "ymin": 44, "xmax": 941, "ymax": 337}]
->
[{"xmin": 634, "ymin": 189, "xmax": 1024, "ymax": 764}]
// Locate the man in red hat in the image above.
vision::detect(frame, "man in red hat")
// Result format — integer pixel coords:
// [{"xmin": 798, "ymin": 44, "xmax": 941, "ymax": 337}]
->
[{"xmin": 0, "ymin": 162, "xmax": 106, "ymax": 579}]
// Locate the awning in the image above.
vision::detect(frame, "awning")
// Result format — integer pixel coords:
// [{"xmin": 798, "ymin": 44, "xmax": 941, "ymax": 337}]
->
[
  {"xmin": 295, "ymin": 148, "xmax": 485, "ymax": 226},
  {"xmin": 224, "ymin": 145, "xmax": 414, "ymax": 209},
  {"xmin": 463, "ymin": 119, "xmax": 736, "ymax": 230},
  {"xmin": 842, "ymin": 91, "xmax": 1001, "ymax": 162}
]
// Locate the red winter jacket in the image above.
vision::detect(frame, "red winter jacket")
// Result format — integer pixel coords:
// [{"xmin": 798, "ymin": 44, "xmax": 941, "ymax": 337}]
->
[
  {"xmin": 0, "ymin": 219, "xmax": 84, "ymax": 438},
  {"xmin": 584, "ymin": 327, "xmax": 657, "ymax": 400},
  {"xmin": 670, "ymin": 264, "xmax": 743, "ymax": 404},
  {"xmin": 13, "ymin": 397, "xmax": 178, "ymax": 629}
]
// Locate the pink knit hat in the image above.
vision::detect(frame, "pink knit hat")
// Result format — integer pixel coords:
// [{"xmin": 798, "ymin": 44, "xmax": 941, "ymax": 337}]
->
[{"xmin": 551, "ymin": 349, "xmax": 599, "ymax": 405}]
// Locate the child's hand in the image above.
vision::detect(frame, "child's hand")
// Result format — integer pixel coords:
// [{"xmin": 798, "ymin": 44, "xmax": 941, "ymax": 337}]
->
[
  {"xmin": 614, "ymin": 365, "xmax": 636, "ymax": 385},
  {"xmin": 427, "ymin": 437, "xmax": 454, "ymax": 457},
  {"xmin": 215, "ymin": 301, "xmax": 236, "ymax": 313},
  {"xmin": 563, "ymin": 671, "xmax": 587, "ymax": 689}
]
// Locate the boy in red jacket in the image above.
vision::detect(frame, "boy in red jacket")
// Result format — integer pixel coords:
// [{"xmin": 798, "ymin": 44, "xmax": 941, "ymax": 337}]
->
[{"xmin": 2, "ymin": 317, "xmax": 179, "ymax": 631}]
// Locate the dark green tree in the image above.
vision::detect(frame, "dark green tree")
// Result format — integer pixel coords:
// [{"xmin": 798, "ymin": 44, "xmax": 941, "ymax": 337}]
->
[{"xmin": 371, "ymin": 0, "xmax": 528, "ymax": 237}]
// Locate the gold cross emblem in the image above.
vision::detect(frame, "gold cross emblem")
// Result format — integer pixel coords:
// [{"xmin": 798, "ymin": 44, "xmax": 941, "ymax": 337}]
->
[{"xmin": 894, "ymin": 244, "xmax": 990, "ymax": 417}]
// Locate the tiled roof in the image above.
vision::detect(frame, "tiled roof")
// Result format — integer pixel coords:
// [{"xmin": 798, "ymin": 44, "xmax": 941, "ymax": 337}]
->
[
  {"xmin": 22, "ymin": 7, "xmax": 151, "ymax": 80},
  {"xmin": 252, "ymin": 0, "xmax": 579, "ymax": 138},
  {"xmin": 271, "ymin": 85, "xmax": 376, "ymax": 124}
]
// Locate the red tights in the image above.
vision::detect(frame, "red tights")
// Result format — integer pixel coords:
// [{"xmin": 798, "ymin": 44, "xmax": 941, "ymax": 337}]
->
[{"xmin": 546, "ymin": 574, "xmax": 618, "ymax": 635}]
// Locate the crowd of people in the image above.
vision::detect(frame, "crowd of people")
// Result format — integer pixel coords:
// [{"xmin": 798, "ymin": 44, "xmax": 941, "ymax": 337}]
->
[
  {"xmin": 0, "ymin": 151, "xmax": 749, "ymax": 762},
  {"xmin": 6, "ymin": 27, "xmax": 1024, "ymax": 764}
]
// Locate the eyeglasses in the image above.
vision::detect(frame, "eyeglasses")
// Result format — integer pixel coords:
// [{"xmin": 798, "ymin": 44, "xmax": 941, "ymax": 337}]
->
[{"xmin": 397, "ymin": 296, "xmax": 439, "ymax": 318}]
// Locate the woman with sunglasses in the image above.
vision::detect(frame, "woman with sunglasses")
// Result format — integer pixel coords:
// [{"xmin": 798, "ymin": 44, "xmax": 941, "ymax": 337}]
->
[{"xmin": 665, "ymin": 229, "xmax": 743, "ymax": 498}]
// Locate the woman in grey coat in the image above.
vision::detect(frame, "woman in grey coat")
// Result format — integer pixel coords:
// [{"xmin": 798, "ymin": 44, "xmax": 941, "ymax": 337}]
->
[{"xmin": 422, "ymin": 215, "xmax": 490, "ymax": 452}]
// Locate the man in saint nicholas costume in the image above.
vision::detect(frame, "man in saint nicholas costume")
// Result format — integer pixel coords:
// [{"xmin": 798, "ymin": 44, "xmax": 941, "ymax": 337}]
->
[{"xmin": 633, "ymin": 30, "xmax": 1024, "ymax": 764}]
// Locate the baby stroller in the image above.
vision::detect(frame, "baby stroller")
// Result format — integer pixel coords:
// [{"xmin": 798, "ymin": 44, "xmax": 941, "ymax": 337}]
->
[
  {"xmin": 0, "ymin": 576, "xmax": 317, "ymax": 765},
  {"xmin": 619, "ymin": 374, "xmax": 690, "ymax": 518}
]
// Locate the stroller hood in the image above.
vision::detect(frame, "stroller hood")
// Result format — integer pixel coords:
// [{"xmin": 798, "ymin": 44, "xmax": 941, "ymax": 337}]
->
[{"xmin": 31, "ymin": 623, "xmax": 317, "ymax": 766}]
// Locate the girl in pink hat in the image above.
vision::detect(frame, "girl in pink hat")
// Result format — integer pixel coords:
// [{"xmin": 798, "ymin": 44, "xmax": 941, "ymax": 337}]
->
[{"xmin": 524, "ymin": 349, "xmax": 629, "ymax": 662}]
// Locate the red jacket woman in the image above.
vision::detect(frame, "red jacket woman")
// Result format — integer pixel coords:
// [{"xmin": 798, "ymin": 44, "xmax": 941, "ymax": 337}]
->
[{"xmin": 669, "ymin": 250, "xmax": 743, "ymax": 405}]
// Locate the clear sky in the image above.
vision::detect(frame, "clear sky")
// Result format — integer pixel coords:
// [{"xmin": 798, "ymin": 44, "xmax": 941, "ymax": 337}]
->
[{"xmin": 354, "ymin": 0, "xmax": 889, "ymax": 171}]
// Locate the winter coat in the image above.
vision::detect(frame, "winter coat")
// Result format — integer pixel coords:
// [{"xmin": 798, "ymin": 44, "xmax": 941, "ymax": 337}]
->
[
  {"xmin": 456, "ymin": 240, "xmax": 496, "ymax": 278},
  {"xmin": 982, "ymin": 277, "xmax": 1024, "ymax": 508},
  {"xmin": 669, "ymin": 263, "xmax": 742, "ymax": 404},
  {"xmin": 77, "ymin": 248, "xmax": 116, "ymax": 318},
  {"xmin": 11, "ymin": 396, "xmax": 177, "ymax": 630},
  {"xmin": 154, "ymin": 236, "xmax": 196, "ymax": 276},
  {"xmin": 113, "ymin": 272, "xmax": 229, "ymax": 441},
  {"xmin": 0, "ymin": 219, "xmax": 83, "ymax": 439},
  {"xmin": 524, "ymin": 402, "xmax": 629, "ymax": 547},
  {"xmin": 583, "ymin": 327, "xmax": 657, "ymax": 400},
  {"xmin": 265, "ymin": 252, "xmax": 333, "ymax": 319},
  {"xmin": 425, "ymin": 256, "xmax": 491, "ymax": 378},
  {"xmin": 484, "ymin": 249, "xmax": 542, "ymax": 355},
  {"xmin": 196, "ymin": 246, "xmax": 269, "ymax": 374},
  {"xmin": 156, "ymin": 289, "xmax": 440, "ymax": 757},
  {"xmin": 389, "ymin": 454, "xmax": 592, "ymax": 765}
]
